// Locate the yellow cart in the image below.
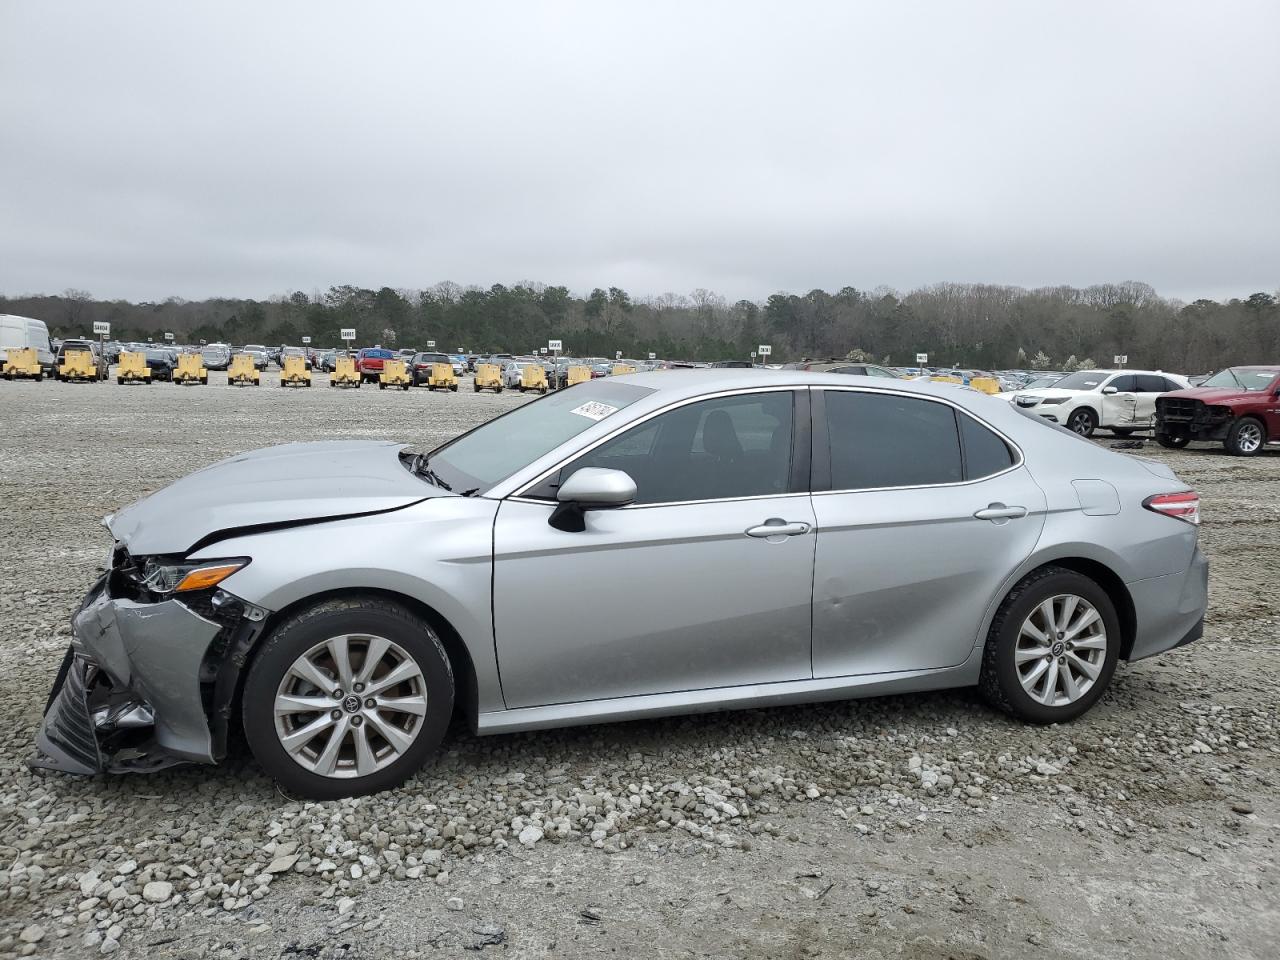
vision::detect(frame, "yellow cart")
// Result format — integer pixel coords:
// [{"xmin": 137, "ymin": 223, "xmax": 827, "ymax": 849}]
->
[
  {"xmin": 59, "ymin": 349, "xmax": 100, "ymax": 383},
  {"xmin": 2, "ymin": 347, "xmax": 44, "ymax": 381},
  {"xmin": 473, "ymin": 363, "xmax": 503, "ymax": 393},
  {"xmin": 379, "ymin": 359, "xmax": 411, "ymax": 391},
  {"xmin": 520, "ymin": 364, "xmax": 548, "ymax": 394},
  {"xmin": 426, "ymin": 362, "xmax": 458, "ymax": 392},
  {"xmin": 280, "ymin": 355, "xmax": 312, "ymax": 387},
  {"xmin": 228, "ymin": 354, "xmax": 260, "ymax": 386},
  {"xmin": 610, "ymin": 363, "xmax": 636, "ymax": 376},
  {"xmin": 565, "ymin": 365, "xmax": 591, "ymax": 386},
  {"xmin": 968, "ymin": 376, "xmax": 1000, "ymax": 395},
  {"xmin": 329, "ymin": 356, "xmax": 361, "ymax": 388},
  {"xmin": 116, "ymin": 351, "xmax": 151, "ymax": 384},
  {"xmin": 173, "ymin": 353, "xmax": 207, "ymax": 385}
]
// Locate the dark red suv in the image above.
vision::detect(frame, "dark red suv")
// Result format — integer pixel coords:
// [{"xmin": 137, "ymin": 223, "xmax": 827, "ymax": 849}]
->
[{"xmin": 1154, "ymin": 365, "xmax": 1280, "ymax": 455}]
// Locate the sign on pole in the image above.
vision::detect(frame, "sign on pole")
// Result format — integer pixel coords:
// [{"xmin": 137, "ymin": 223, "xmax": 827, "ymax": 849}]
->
[
  {"xmin": 757, "ymin": 344, "xmax": 772, "ymax": 357},
  {"xmin": 540, "ymin": 347, "xmax": 548, "ymax": 355},
  {"xmin": 301, "ymin": 336, "xmax": 311, "ymax": 345},
  {"xmin": 426, "ymin": 340, "xmax": 436, "ymax": 349},
  {"xmin": 648, "ymin": 352, "xmax": 656, "ymax": 361},
  {"xmin": 457, "ymin": 347, "xmax": 464, "ymax": 354},
  {"xmin": 615, "ymin": 350, "xmax": 623, "ymax": 360},
  {"xmin": 164, "ymin": 332, "xmax": 175, "ymax": 342},
  {"xmin": 916, "ymin": 352, "xmax": 928, "ymax": 365},
  {"xmin": 340, "ymin": 328, "xmax": 356, "ymax": 342},
  {"xmin": 1113, "ymin": 354, "xmax": 1128, "ymax": 366},
  {"xmin": 93, "ymin": 321, "xmax": 110, "ymax": 336},
  {"xmin": 548, "ymin": 339, "xmax": 562, "ymax": 352}
]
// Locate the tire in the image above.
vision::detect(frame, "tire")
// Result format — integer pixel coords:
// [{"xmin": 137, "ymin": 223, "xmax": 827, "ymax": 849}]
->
[
  {"xmin": 473, "ymin": 383, "xmax": 480, "ymax": 392},
  {"xmin": 1066, "ymin": 407, "xmax": 1097, "ymax": 437},
  {"xmin": 1156, "ymin": 433, "xmax": 1190, "ymax": 449},
  {"xmin": 117, "ymin": 377, "xmax": 124, "ymax": 385},
  {"xmin": 242, "ymin": 596, "xmax": 454, "ymax": 800},
  {"xmin": 496, "ymin": 386, "xmax": 502, "ymax": 393},
  {"xmin": 450, "ymin": 384, "xmax": 458, "ymax": 392},
  {"xmin": 201, "ymin": 376, "xmax": 208, "ymax": 385},
  {"xmin": 1224, "ymin": 417, "xmax": 1265, "ymax": 456},
  {"xmin": 402, "ymin": 384, "xmax": 409, "ymax": 391},
  {"xmin": 979, "ymin": 566, "xmax": 1120, "ymax": 724},
  {"xmin": 378, "ymin": 381, "xmax": 386, "ymax": 390}
]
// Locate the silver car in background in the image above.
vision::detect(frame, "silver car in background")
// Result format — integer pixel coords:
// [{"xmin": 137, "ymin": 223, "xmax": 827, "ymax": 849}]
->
[{"xmin": 32, "ymin": 371, "xmax": 1207, "ymax": 798}]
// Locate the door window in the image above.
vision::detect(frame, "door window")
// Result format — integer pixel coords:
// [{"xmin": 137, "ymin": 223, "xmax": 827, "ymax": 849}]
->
[
  {"xmin": 1108, "ymin": 374, "xmax": 1137, "ymax": 392},
  {"xmin": 1136, "ymin": 375, "xmax": 1169, "ymax": 392},
  {"xmin": 825, "ymin": 391, "xmax": 963, "ymax": 489},
  {"xmin": 541, "ymin": 391, "xmax": 795, "ymax": 505}
]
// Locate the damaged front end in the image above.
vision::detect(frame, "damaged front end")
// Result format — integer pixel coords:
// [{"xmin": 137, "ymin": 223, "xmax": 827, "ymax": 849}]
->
[{"xmin": 31, "ymin": 544, "xmax": 270, "ymax": 776}]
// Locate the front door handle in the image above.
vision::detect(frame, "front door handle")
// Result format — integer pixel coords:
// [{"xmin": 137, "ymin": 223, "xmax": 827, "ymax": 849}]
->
[
  {"xmin": 973, "ymin": 503, "xmax": 1027, "ymax": 521},
  {"xmin": 745, "ymin": 518, "xmax": 811, "ymax": 538}
]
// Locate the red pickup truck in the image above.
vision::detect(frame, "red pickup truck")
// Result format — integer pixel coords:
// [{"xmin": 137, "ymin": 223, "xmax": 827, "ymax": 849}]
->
[
  {"xmin": 354, "ymin": 347, "xmax": 395, "ymax": 383},
  {"xmin": 1154, "ymin": 365, "xmax": 1280, "ymax": 455}
]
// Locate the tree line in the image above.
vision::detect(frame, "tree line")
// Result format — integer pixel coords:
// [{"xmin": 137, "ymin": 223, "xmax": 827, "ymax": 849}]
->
[{"xmin": 3, "ymin": 280, "xmax": 1276, "ymax": 372}]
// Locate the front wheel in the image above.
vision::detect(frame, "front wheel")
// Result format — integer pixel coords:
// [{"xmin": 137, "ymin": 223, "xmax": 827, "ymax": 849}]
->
[
  {"xmin": 241, "ymin": 597, "xmax": 454, "ymax": 800},
  {"xmin": 1156, "ymin": 433, "xmax": 1190, "ymax": 449},
  {"xmin": 1224, "ymin": 417, "xmax": 1265, "ymax": 456},
  {"xmin": 979, "ymin": 566, "xmax": 1120, "ymax": 724},
  {"xmin": 1066, "ymin": 407, "xmax": 1097, "ymax": 437}
]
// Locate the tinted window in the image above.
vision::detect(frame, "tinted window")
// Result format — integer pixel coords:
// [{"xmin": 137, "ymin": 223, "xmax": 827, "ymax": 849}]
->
[
  {"xmin": 959, "ymin": 413, "xmax": 1015, "ymax": 479},
  {"xmin": 1108, "ymin": 374, "xmax": 1137, "ymax": 392},
  {"xmin": 558, "ymin": 391, "xmax": 794, "ymax": 505},
  {"xmin": 1135, "ymin": 375, "xmax": 1167, "ymax": 392},
  {"xmin": 826, "ymin": 392, "xmax": 961, "ymax": 489}
]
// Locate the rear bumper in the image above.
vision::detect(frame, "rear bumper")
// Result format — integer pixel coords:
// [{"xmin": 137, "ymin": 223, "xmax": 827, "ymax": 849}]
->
[
  {"xmin": 1126, "ymin": 545, "xmax": 1209, "ymax": 661},
  {"xmin": 30, "ymin": 576, "xmax": 265, "ymax": 776}
]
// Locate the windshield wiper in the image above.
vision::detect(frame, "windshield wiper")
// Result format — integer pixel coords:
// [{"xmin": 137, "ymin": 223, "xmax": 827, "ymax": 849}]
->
[{"xmin": 409, "ymin": 454, "xmax": 452, "ymax": 491}]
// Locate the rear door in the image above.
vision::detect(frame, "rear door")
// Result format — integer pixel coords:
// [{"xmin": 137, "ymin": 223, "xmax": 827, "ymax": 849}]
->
[{"xmin": 809, "ymin": 388, "xmax": 1046, "ymax": 676}]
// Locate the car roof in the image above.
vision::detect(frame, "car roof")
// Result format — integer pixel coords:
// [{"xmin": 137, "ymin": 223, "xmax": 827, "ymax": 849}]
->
[{"xmin": 611, "ymin": 368, "xmax": 1001, "ymax": 403}]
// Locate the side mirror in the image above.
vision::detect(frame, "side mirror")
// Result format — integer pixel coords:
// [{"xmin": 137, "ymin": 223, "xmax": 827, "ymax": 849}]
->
[
  {"xmin": 1102, "ymin": 386, "xmax": 1118, "ymax": 395},
  {"xmin": 549, "ymin": 468, "xmax": 636, "ymax": 532}
]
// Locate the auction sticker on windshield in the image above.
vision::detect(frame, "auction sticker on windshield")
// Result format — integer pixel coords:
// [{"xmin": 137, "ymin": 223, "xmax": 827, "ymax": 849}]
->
[{"xmin": 571, "ymin": 401, "xmax": 619, "ymax": 421}]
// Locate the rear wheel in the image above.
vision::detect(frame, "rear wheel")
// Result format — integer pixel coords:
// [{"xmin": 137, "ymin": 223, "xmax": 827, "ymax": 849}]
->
[
  {"xmin": 979, "ymin": 566, "xmax": 1120, "ymax": 724},
  {"xmin": 242, "ymin": 597, "xmax": 454, "ymax": 800},
  {"xmin": 1066, "ymin": 407, "xmax": 1097, "ymax": 437},
  {"xmin": 1156, "ymin": 433, "xmax": 1190, "ymax": 449},
  {"xmin": 1224, "ymin": 417, "xmax": 1265, "ymax": 456}
]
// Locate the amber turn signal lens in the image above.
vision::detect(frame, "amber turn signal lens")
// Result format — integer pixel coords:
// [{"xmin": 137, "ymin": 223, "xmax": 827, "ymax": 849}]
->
[{"xmin": 175, "ymin": 563, "xmax": 245, "ymax": 593}]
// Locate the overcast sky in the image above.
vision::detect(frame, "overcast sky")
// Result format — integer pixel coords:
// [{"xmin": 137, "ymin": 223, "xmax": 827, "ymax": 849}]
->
[{"xmin": 2, "ymin": 1, "xmax": 1277, "ymax": 304}]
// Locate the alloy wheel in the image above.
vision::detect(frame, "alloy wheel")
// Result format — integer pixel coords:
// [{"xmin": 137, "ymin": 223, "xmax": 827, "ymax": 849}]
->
[
  {"xmin": 1014, "ymin": 594, "xmax": 1107, "ymax": 707},
  {"xmin": 1068, "ymin": 410, "xmax": 1094, "ymax": 435},
  {"xmin": 273, "ymin": 634, "xmax": 427, "ymax": 779},
  {"xmin": 1237, "ymin": 421, "xmax": 1263, "ymax": 453}
]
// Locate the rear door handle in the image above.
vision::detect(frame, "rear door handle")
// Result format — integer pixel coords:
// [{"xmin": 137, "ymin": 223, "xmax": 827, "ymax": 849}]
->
[
  {"xmin": 973, "ymin": 503, "xmax": 1027, "ymax": 521},
  {"xmin": 745, "ymin": 518, "xmax": 811, "ymax": 538}
]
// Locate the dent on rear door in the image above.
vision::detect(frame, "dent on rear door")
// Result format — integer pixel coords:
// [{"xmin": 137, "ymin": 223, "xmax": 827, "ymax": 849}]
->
[{"xmin": 810, "ymin": 467, "xmax": 1047, "ymax": 677}]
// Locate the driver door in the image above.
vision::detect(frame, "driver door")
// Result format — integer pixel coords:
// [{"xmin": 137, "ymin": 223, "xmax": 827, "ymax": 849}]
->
[
  {"xmin": 491, "ymin": 388, "xmax": 815, "ymax": 708},
  {"xmin": 1100, "ymin": 374, "xmax": 1140, "ymax": 428}
]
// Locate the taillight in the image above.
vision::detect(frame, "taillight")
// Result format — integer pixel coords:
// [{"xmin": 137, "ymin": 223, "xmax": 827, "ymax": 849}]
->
[{"xmin": 1144, "ymin": 491, "xmax": 1200, "ymax": 525}]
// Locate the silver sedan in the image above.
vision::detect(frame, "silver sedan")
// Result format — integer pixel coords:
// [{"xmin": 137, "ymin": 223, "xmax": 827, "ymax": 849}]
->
[{"xmin": 33, "ymin": 371, "xmax": 1208, "ymax": 798}]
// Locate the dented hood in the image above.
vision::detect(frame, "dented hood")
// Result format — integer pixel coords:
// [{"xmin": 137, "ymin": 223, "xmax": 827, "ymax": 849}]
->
[{"xmin": 108, "ymin": 440, "xmax": 439, "ymax": 555}]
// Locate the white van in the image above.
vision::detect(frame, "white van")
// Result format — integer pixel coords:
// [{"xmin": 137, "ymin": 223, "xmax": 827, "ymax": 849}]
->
[{"xmin": 0, "ymin": 314, "xmax": 55, "ymax": 375}]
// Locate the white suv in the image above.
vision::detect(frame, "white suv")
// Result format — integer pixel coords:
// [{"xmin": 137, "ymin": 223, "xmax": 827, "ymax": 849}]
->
[{"xmin": 1012, "ymin": 369, "xmax": 1190, "ymax": 436}]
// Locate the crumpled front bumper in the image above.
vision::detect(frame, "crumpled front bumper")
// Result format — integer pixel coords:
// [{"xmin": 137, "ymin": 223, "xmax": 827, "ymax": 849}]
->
[{"xmin": 31, "ymin": 575, "xmax": 239, "ymax": 776}]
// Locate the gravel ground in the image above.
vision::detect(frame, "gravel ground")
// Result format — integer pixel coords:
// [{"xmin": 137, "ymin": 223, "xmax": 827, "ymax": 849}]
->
[{"xmin": 1, "ymin": 372, "xmax": 1277, "ymax": 959}]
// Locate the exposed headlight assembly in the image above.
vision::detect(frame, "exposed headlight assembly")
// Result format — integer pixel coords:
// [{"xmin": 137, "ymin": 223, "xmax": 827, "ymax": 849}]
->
[{"xmin": 142, "ymin": 558, "xmax": 249, "ymax": 595}]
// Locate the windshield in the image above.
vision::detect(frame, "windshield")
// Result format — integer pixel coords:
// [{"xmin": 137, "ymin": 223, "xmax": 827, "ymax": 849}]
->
[
  {"xmin": 1024, "ymin": 376, "xmax": 1060, "ymax": 389},
  {"xmin": 427, "ymin": 381, "xmax": 653, "ymax": 492},
  {"xmin": 1048, "ymin": 370, "xmax": 1107, "ymax": 391},
  {"xmin": 1201, "ymin": 367, "xmax": 1280, "ymax": 391}
]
